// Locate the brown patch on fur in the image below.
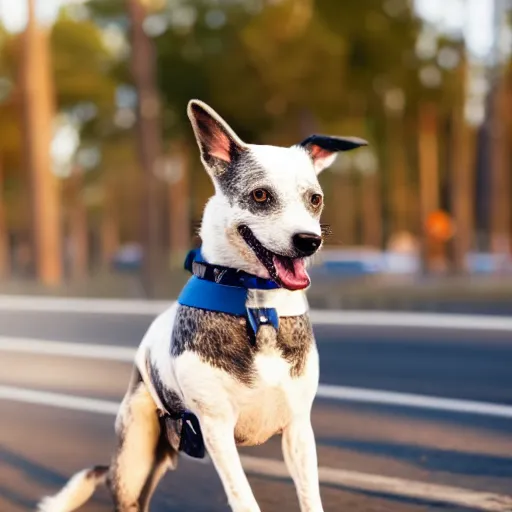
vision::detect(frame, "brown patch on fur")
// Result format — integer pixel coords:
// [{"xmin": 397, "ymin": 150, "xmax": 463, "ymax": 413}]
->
[
  {"xmin": 109, "ymin": 373, "xmax": 161, "ymax": 510},
  {"xmin": 85, "ymin": 465, "xmax": 108, "ymax": 481},
  {"xmin": 277, "ymin": 315, "xmax": 314, "ymax": 377},
  {"xmin": 172, "ymin": 305, "xmax": 256, "ymax": 385},
  {"xmin": 138, "ymin": 430, "xmax": 178, "ymax": 511},
  {"xmin": 172, "ymin": 306, "xmax": 313, "ymax": 382}
]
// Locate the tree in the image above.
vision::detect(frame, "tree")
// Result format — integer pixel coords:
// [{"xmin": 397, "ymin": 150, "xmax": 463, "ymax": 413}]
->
[{"xmin": 20, "ymin": 0, "xmax": 62, "ymax": 285}]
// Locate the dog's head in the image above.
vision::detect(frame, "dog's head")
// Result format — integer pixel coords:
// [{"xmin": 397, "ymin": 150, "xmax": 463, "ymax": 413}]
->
[{"xmin": 188, "ymin": 99, "xmax": 367, "ymax": 291}]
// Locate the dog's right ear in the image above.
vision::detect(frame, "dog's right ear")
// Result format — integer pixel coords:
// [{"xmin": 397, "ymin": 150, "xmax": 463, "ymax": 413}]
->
[{"xmin": 187, "ymin": 100, "xmax": 246, "ymax": 176}]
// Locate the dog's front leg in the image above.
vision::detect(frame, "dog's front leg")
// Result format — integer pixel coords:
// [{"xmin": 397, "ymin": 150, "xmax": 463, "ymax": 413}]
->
[
  {"xmin": 282, "ymin": 416, "xmax": 324, "ymax": 512},
  {"xmin": 201, "ymin": 417, "xmax": 260, "ymax": 512}
]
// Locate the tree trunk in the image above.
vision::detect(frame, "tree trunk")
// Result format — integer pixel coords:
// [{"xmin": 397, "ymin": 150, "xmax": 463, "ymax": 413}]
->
[
  {"xmin": 127, "ymin": 0, "xmax": 163, "ymax": 297},
  {"xmin": 451, "ymin": 58, "xmax": 476, "ymax": 273},
  {"xmin": 489, "ymin": 72, "xmax": 511, "ymax": 255},
  {"xmin": 168, "ymin": 141, "xmax": 191, "ymax": 267},
  {"xmin": 360, "ymin": 173, "xmax": 381, "ymax": 248},
  {"xmin": 418, "ymin": 102, "xmax": 441, "ymax": 273},
  {"xmin": 0, "ymin": 156, "xmax": 8, "ymax": 278},
  {"xmin": 335, "ymin": 173, "xmax": 356, "ymax": 247},
  {"xmin": 387, "ymin": 113, "xmax": 409, "ymax": 239},
  {"xmin": 101, "ymin": 177, "xmax": 119, "ymax": 268},
  {"xmin": 69, "ymin": 168, "xmax": 88, "ymax": 280},
  {"xmin": 20, "ymin": 0, "xmax": 62, "ymax": 285}
]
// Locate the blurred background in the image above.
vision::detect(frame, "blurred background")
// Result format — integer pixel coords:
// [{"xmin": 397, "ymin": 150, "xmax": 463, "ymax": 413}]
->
[
  {"xmin": 1, "ymin": 3, "xmax": 512, "ymax": 511},
  {"xmin": 0, "ymin": 0, "xmax": 511, "ymax": 311}
]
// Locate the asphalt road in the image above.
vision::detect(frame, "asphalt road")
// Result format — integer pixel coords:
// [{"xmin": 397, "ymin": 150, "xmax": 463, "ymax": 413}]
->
[{"xmin": 0, "ymin": 304, "xmax": 511, "ymax": 512}]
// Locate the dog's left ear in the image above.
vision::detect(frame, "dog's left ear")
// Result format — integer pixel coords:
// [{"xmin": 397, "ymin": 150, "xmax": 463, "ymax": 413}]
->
[
  {"xmin": 298, "ymin": 135, "xmax": 368, "ymax": 174},
  {"xmin": 187, "ymin": 99, "xmax": 247, "ymax": 177}
]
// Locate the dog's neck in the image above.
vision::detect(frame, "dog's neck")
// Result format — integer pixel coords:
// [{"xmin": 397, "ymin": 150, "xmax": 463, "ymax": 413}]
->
[{"xmin": 197, "ymin": 195, "xmax": 310, "ymax": 315}]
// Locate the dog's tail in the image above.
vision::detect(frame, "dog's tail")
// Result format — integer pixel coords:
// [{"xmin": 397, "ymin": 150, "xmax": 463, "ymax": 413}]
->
[{"xmin": 37, "ymin": 465, "xmax": 109, "ymax": 512}]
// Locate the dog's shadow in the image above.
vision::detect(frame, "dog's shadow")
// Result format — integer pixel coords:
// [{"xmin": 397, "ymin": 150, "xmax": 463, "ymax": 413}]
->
[
  {"xmin": 0, "ymin": 483, "xmax": 34, "ymax": 511},
  {"xmin": 0, "ymin": 444, "xmax": 109, "ymax": 511},
  {"xmin": 0, "ymin": 444, "xmax": 65, "ymax": 510}
]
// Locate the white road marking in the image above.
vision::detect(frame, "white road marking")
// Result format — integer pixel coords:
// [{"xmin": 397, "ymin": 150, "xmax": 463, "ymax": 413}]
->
[
  {"xmin": 2, "ymin": 336, "xmax": 512, "ymax": 418},
  {"xmin": 310, "ymin": 310, "xmax": 512, "ymax": 331},
  {"xmin": 0, "ymin": 295, "xmax": 170, "ymax": 316},
  {"xmin": 1, "ymin": 294, "xmax": 512, "ymax": 330},
  {"xmin": 0, "ymin": 385, "xmax": 119, "ymax": 415},
  {"xmin": 317, "ymin": 384, "xmax": 512, "ymax": 419},
  {"xmin": 0, "ymin": 336, "xmax": 135, "ymax": 362},
  {"xmin": 0, "ymin": 384, "xmax": 510, "ymax": 512},
  {"xmin": 242, "ymin": 455, "xmax": 512, "ymax": 512}
]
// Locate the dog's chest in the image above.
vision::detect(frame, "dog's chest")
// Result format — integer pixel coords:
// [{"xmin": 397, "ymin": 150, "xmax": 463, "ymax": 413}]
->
[
  {"xmin": 171, "ymin": 305, "xmax": 315, "ymax": 446},
  {"xmin": 234, "ymin": 336, "xmax": 297, "ymax": 446},
  {"xmin": 172, "ymin": 305, "xmax": 313, "ymax": 384}
]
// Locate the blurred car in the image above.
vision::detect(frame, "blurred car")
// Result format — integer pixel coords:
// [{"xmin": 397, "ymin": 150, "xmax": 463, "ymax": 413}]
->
[
  {"xmin": 466, "ymin": 252, "xmax": 512, "ymax": 274},
  {"xmin": 309, "ymin": 248, "xmax": 419, "ymax": 278},
  {"xmin": 111, "ymin": 243, "xmax": 143, "ymax": 272},
  {"xmin": 309, "ymin": 248, "xmax": 512, "ymax": 277}
]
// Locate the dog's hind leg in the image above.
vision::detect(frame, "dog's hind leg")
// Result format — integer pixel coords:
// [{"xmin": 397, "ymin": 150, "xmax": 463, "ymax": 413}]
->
[
  {"xmin": 138, "ymin": 428, "xmax": 179, "ymax": 512},
  {"xmin": 108, "ymin": 367, "xmax": 162, "ymax": 512}
]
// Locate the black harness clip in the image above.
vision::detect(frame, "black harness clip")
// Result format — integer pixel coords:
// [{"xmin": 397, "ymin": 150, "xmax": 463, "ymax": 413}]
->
[{"xmin": 163, "ymin": 410, "xmax": 205, "ymax": 459}]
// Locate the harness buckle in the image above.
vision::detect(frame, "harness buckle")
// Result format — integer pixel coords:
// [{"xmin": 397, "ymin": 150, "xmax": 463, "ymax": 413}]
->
[{"xmin": 247, "ymin": 307, "xmax": 279, "ymax": 335}]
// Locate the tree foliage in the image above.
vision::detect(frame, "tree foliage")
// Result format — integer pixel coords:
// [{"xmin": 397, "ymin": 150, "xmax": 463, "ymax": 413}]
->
[{"xmin": 1, "ymin": 0, "xmax": 511, "ymax": 253}]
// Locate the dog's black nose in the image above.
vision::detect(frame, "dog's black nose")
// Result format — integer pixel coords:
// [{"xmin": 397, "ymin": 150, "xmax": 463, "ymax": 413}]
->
[{"xmin": 293, "ymin": 233, "xmax": 322, "ymax": 256}]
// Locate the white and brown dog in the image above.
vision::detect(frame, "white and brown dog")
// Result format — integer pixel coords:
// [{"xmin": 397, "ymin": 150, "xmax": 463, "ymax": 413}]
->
[{"xmin": 38, "ymin": 100, "xmax": 366, "ymax": 512}]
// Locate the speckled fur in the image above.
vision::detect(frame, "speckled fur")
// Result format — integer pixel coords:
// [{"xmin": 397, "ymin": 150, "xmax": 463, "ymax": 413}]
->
[
  {"xmin": 277, "ymin": 314, "xmax": 314, "ymax": 377},
  {"xmin": 171, "ymin": 305, "xmax": 313, "ymax": 385}
]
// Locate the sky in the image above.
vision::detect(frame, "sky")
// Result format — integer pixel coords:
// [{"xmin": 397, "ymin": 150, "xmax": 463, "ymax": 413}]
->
[
  {"xmin": 0, "ymin": 0, "xmax": 67, "ymax": 30},
  {"xmin": 415, "ymin": 0, "xmax": 499, "ymax": 60}
]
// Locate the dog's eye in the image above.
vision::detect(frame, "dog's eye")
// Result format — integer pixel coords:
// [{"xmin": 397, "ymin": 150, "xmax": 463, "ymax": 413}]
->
[
  {"xmin": 252, "ymin": 189, "xmax": 269, "ymax": 203},
  {"xmin": 311, "ymin": 194, "xmax": 323, "ymax": 208}
]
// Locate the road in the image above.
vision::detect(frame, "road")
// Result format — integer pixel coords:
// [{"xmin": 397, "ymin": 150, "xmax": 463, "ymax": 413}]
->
[{"xmin": 0, "ymin": 299, "xmax": 511, "ymax": 512}]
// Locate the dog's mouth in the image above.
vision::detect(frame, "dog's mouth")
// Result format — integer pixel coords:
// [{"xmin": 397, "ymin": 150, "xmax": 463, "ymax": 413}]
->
[{"xmin": 237, "ymin": 225, "xmax": 310, "ymax": 291}]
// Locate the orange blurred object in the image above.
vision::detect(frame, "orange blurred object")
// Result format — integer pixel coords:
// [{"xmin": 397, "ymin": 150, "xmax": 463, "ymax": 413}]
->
[{"xmin": 425, "ymin": 210, "xmax": 455, "ymax": 242}]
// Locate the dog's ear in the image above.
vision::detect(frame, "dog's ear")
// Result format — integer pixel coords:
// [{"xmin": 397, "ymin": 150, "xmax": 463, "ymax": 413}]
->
[
  {"xmin": 298, "ymin": 135, "xmax": 368, "ymax": 174},
  {"xmin": 187, "ymin": 99, "xmax": 246, "ymax": 176}
]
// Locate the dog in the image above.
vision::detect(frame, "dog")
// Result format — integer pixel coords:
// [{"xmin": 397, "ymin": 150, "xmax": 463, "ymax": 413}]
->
[{"xmin": 38, "ymin": 100, "xmax": 366, "ymax": 512}]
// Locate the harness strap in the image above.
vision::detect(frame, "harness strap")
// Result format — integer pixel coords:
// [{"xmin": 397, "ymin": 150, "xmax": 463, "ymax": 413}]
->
[
  {"xmin": 165, "ymin": 249, "xmax": 283, "ymax": 458},
  {"xmin": 147, "ymin": 357, "xmax": 206, "ymax": 459},
  {"xmin": 180, "ymin": 248, "xmax": 281, "ymax": 334}
]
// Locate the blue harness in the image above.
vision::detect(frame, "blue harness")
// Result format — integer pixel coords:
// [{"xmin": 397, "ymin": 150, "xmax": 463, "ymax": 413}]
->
[
  {"xmin": 167, "ymin": 249, "xmax": 282, "ymax": 459},
  {"xmin": 178, "ymin": 248, "xmax": 281, "ymax": 333}
]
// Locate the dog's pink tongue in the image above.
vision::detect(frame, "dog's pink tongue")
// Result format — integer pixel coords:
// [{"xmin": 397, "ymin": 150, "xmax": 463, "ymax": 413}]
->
[{"xmin": 273, "ymin": 256, "xmax": 310, "ymax": 290}]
